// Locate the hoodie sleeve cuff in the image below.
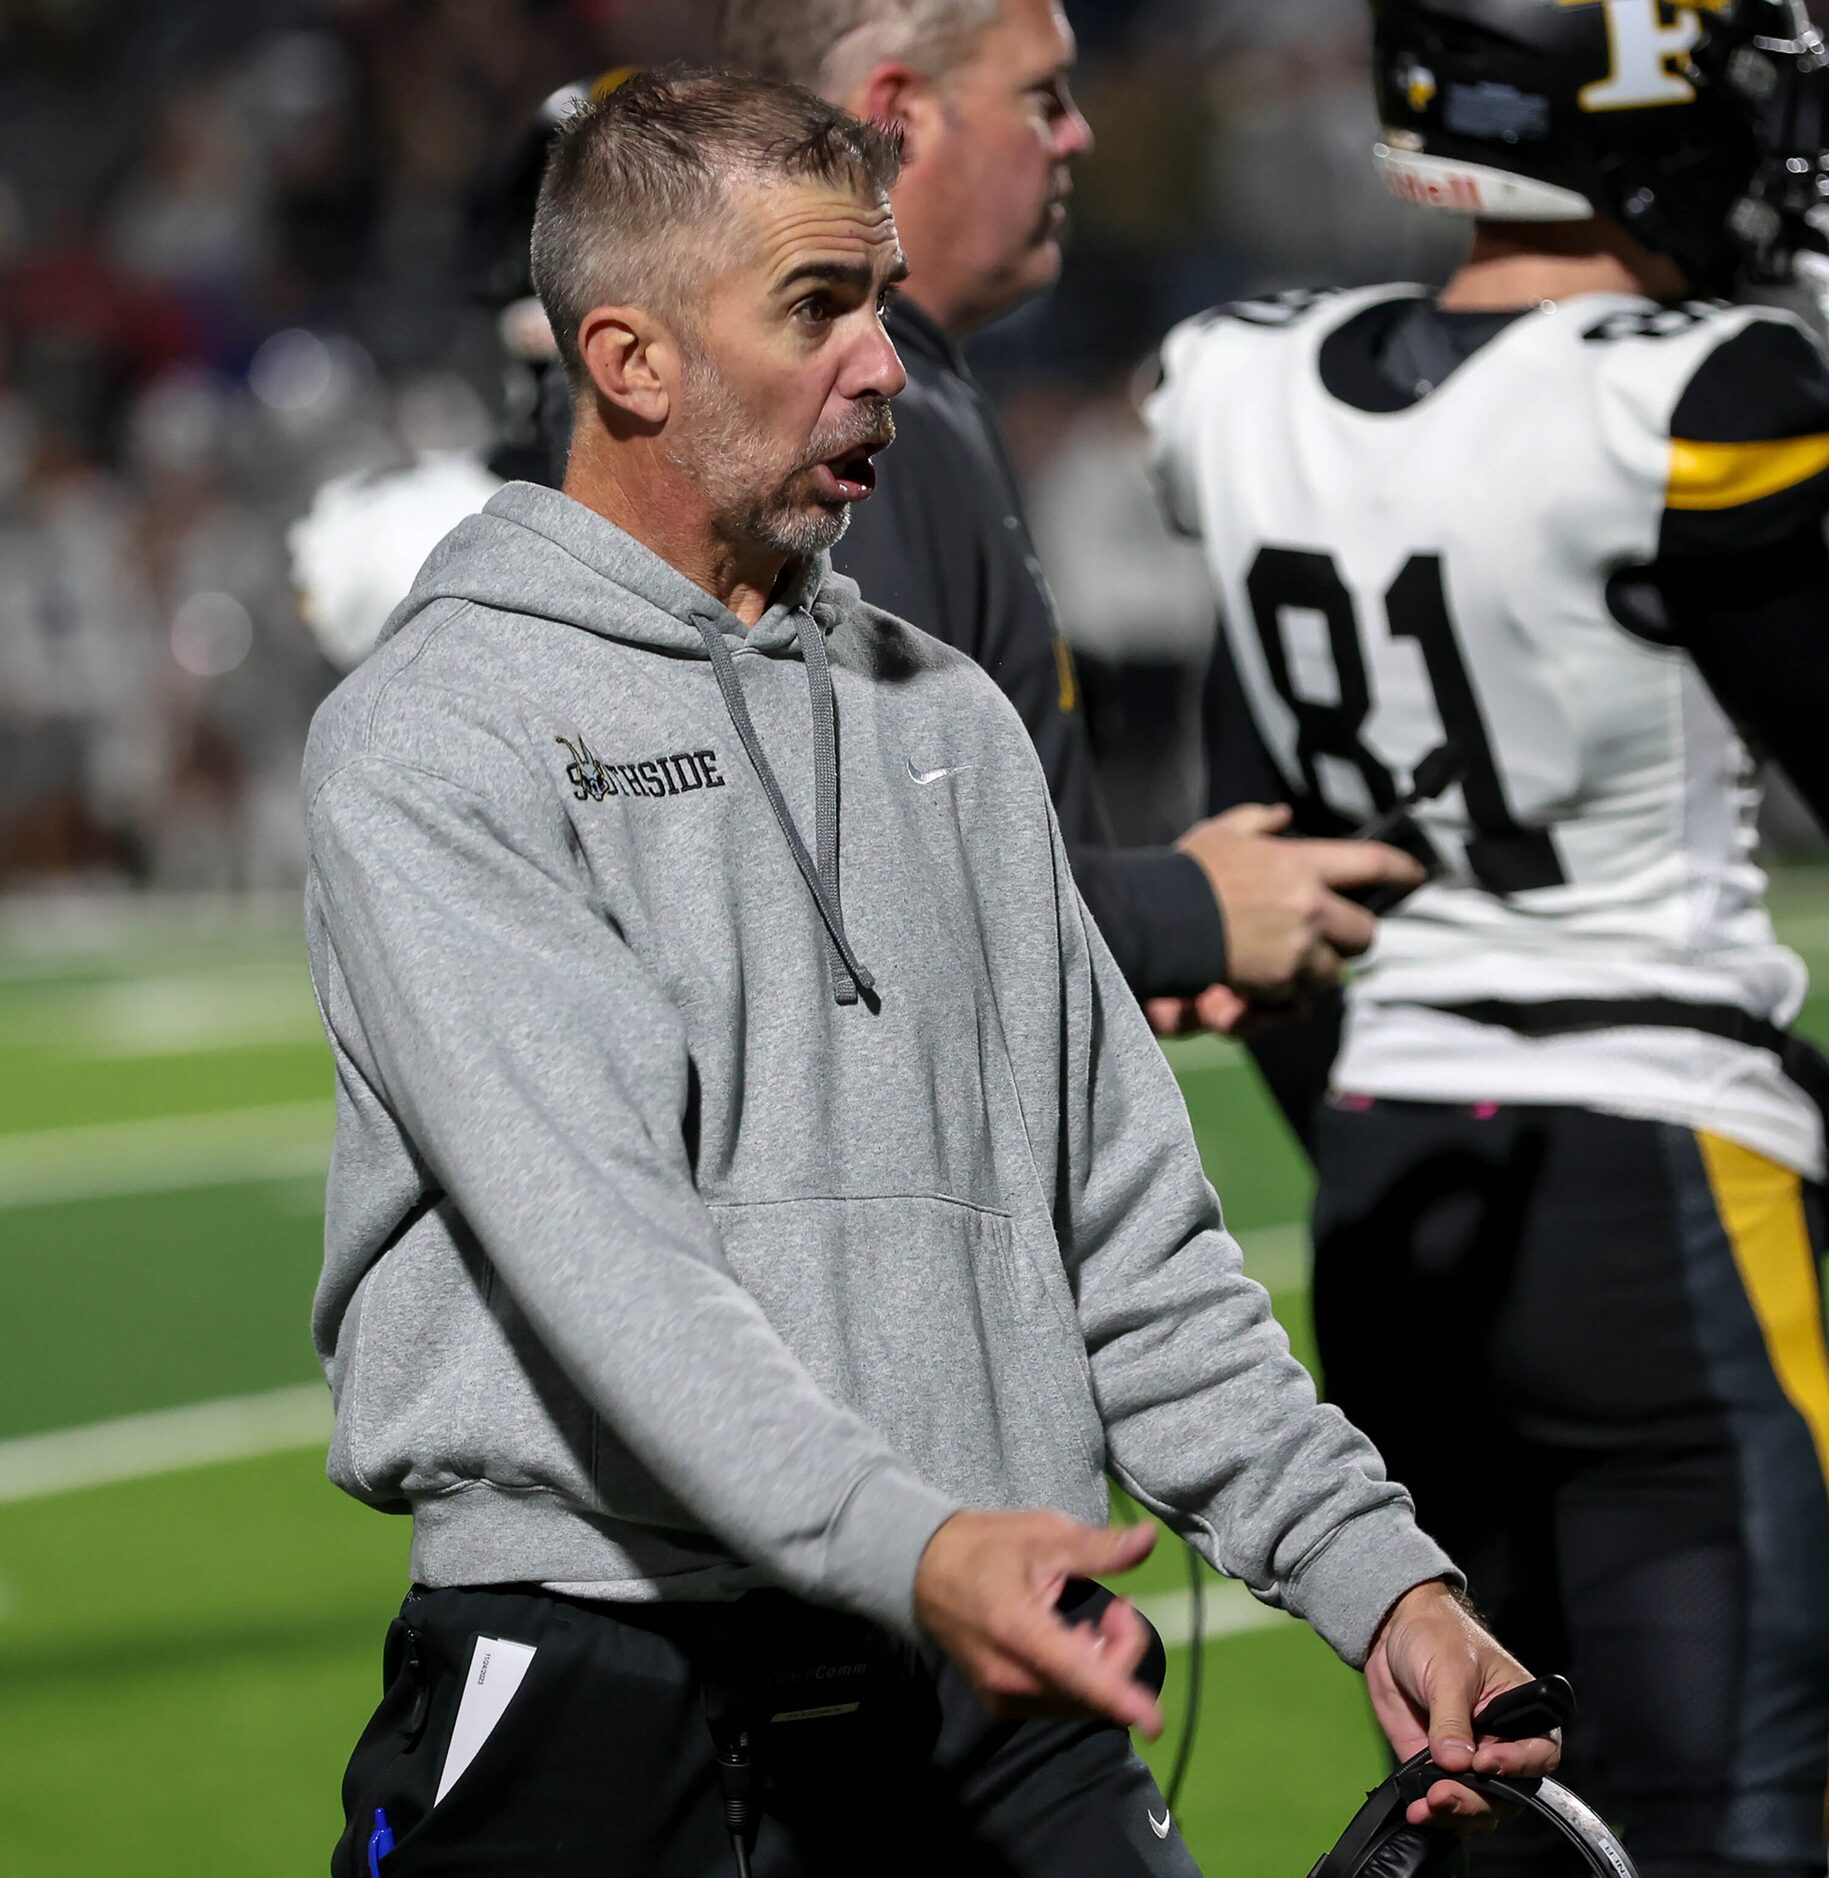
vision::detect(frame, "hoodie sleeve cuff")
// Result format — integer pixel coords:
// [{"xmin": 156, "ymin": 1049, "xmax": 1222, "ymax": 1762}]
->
[
  {"xmin": 820, "ymin": 1464, "xmax": 961, "ymax": 1639},
  {"xmin": 1071, "ymin": 845, "xmax": 1228, "ymax": 999},
  {"xmin": 1283, "ymin": 1505, "xmax": 1464, "ymax": 1668},
  {"xmin": 1141, "ymin": 849, "xmax": 1229, "ymax": 994}
]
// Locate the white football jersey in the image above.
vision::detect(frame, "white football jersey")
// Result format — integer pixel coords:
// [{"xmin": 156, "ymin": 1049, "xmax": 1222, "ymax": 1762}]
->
[{"xmin": 1147, "ymin": 285, "xmax": 1829, "ymax": 1177}]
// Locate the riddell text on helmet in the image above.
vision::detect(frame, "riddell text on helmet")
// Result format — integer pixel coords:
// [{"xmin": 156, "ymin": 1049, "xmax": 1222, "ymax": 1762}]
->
[{"xmin": 1384, "ymin": 166, "xmax": 1484, "ymax": 211}]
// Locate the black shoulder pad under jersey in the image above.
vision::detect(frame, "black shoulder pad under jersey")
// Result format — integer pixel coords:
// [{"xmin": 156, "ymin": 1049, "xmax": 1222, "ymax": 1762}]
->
[
  {"xmin": 1215, "ymin": 286, "xmax": 1351, "ymax": 329},
  {"xmin": 1661, "ymin": 315, "xmax": 1829, "ymax": 557}
]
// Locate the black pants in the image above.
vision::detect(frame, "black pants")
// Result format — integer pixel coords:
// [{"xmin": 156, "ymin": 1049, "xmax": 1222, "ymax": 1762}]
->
[
  {"xmin": 331, "ymin": 1581, "xmax": 1198, "ymax": 1876},
  {"xmin": 1313, "ymin": 1099, "xmax": 1829, "ymax": 1878}
]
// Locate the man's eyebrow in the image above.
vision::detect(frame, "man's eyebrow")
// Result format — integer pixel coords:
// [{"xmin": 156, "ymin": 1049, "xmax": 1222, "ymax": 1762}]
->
[
  {"xmin": 776, "ymin": 256, "xmax": 909, "ymax": 295},
  {"xmin": 1026, "ymin": 49, "xmax": 1075, "ymax": 89}
]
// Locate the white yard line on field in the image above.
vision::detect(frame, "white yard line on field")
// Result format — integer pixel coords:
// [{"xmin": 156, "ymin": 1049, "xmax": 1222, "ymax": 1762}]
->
[
  {"xmin": 1137, "ymin": 1577, "xmax": 1294, "ymax": 1648},
  {"xmin": 0, "ymin": 1390, "xmax": 1306, "ymax": 1641},
  {"xmin": 0, "ymin": 1406, "xmax": 1308, "ymax": 1657},
  {"xmin": 0, "ymin": 1100, "xmax": 332, "ymax": 1212},
  {"xmin": 0, "ymin": 1229, "xmax": 1310, "ymax": 1504},
  {"xmin": 0, "ymin": 891, "xmax": 304, "ymax": 975},
  {"xmin": 0, "ymin": 1101, "xmax": 1311, "ymax": 1299},
  {"xmin": 0, "ymin": 967, "xmax": 325, "ymax": 1057},
  {"xmin": 0, "ymin": 1384, "xmax": 332, "ymax": 1507}
]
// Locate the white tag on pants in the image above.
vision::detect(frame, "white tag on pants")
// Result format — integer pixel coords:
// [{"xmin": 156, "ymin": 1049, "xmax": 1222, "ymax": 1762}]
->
[{"xmin": 435, "ymin": 1635, "xmax": 538, "ymax": 1805}]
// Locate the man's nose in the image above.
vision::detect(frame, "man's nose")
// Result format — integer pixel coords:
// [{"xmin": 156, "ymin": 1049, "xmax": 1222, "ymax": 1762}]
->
[
  {"xmin": 848, "ymin": 318, "xmax": 907, "ymax": 401},
  {"xmin": 1055, "ymin": 89, "xmax": 1094, "ymax": 161}
]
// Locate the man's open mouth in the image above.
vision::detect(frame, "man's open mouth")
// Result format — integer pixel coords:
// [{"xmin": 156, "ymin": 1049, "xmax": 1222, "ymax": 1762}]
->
[{"xmin": 810, "ymin": 442, "xmax": 884, "ymax": 503}]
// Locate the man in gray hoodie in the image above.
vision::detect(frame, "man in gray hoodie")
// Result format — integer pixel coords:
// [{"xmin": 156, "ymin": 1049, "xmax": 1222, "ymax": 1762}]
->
[{"xmin": 304, "ymin": 66, "xmax": 1555, "ymax": 1877}]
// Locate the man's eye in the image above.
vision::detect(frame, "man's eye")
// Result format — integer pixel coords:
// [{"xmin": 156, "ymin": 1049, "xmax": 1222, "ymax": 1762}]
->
[
  {"xmin": 795, "ymin": 297, "xmax": 833, "ymax": 326},
  {"xmin": 877, "ymin": 284, "xmax": 902, "ymax": 317}
]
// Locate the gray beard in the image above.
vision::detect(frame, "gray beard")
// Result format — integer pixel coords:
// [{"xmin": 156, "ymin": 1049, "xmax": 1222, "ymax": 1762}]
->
[
  {"xmin": 666, "ymin": 352, "xmax": 852, "ymax": 562},
  {"xmin": 752, "ymin": 501, "xmax": 851, "ymax": 560}
]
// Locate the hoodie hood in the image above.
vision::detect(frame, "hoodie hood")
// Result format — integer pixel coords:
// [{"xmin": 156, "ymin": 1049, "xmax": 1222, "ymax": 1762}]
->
[
  {"xmin": 381, "ymin": 480, "xmax": 860, "ymax": 659},
  {"xmin": 382, "ymin": 480, "xmax": 874, "ymax": 1006}
]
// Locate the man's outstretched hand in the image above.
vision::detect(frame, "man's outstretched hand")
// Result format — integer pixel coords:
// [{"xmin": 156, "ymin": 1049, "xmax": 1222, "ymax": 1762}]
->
[
  {"xmin": 1365, "ymin": 1580, "xmax": 1563, "ymax": 1832},
  {"xmin": 913, "ymin": 1510, "xmax": 1165, "ymax": 1737}
]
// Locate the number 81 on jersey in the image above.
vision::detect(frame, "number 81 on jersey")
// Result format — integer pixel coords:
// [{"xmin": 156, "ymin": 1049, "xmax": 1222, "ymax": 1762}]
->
[{"xmin": 1243, "ymin": 547, "xmax": 1568, "ymax": 896}]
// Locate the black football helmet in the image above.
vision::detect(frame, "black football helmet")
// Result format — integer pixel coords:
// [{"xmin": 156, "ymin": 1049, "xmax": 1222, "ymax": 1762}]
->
[
  {"xmin": 461, "ymin": 66, "xmax": 638, "ymax": 481},
  {"xmin": 464, "ymin": 65, "xmax": 641, "ymax": 313},
  {"xmin": 1370, "ymin": 0, "xmax": 1829, "ymax": 289}
]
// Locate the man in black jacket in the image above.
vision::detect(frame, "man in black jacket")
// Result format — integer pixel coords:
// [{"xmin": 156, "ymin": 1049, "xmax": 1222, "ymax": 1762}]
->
[{"xmin": 717, "ymin": 0, "xmax": 1421, "ymax": 1017}]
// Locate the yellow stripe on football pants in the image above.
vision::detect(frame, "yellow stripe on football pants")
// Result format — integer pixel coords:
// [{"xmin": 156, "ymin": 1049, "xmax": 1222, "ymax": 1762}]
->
[{"xmin": 1697, "ymin": 1130, "xmax": 1829, "ymax": 1493}]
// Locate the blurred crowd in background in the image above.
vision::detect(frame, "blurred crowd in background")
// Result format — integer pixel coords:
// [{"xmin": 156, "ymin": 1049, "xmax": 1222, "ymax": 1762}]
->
[{"xmin": 1, "ymin": 0, "xmax": 1756, "ymax": 893}]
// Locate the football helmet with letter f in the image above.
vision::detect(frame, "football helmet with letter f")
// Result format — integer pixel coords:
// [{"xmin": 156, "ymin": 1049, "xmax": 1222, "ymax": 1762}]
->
[{"xmin": 1371, "ymin": 0, "xmax": 1829, "ymax": 289}]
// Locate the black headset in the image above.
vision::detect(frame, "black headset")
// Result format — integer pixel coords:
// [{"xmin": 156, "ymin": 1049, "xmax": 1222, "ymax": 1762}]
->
[{"xmin": 1309, "ymin": 1677, "xmax": 1638, "ymax": 1878}]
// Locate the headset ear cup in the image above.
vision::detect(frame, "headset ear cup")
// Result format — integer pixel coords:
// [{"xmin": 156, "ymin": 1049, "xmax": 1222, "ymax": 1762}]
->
[{"xmin": 1356, "ymin": 1824, "xmax": 1463, "ymax": 1878}]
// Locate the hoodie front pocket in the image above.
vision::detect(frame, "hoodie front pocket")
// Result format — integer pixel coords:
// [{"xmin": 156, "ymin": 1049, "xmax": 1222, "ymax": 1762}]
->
[
  {"xmin": 340, "ymin": 1209, "xmax": 601, "ymax": 1504},
  {"xmin": 709, "ymin": 1194, "xmax": 1104, "ymax": 1510}
]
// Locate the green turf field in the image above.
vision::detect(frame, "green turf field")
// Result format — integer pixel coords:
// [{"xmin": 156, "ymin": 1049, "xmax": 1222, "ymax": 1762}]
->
[{"xmin": 6, "ymin": 877, "xmax": 1829, "ymax": 1876}]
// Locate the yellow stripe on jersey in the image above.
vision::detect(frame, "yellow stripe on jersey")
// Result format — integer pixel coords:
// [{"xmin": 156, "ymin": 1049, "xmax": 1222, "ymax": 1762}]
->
[
  {"xmin": 1053, "ymin": 636, "xmax": 1079, "ymax": 716},
  {"xmin": 1698, "ymin": 1131, "xmax": 1829, "ymax": 1492},
  {"xmin": 1667, "ymin": 431, "xmax": 1829, "ymax": 511}
]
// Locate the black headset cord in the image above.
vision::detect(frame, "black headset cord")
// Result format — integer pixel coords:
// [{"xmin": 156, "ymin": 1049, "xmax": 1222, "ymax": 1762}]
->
[
  {"xmin": 1165, "ymin": 1546, "xmax": 1205, "ymax": 1814},
  {"xmin": 703, "ymin": 1673, "xmax": 761, "ymax": 1878}
]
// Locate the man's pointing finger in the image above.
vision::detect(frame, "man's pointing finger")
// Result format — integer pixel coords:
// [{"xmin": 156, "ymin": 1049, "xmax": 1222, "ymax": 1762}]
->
[{"xmin": 1296, "ymin": 839, "xmax": 1429, "ymax": 890}]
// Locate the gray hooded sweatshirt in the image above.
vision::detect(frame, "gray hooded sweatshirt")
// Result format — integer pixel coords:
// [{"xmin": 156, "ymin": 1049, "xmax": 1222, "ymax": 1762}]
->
[{"xmin": 302, "ymin": 480, "xmax": 1452, "ymax": 1659}]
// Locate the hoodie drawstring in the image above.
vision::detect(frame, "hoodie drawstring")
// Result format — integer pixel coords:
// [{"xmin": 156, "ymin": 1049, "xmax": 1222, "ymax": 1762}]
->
[{"xmin": 690, "ymin": 612, "xmax": 875, "ymax": 1008}]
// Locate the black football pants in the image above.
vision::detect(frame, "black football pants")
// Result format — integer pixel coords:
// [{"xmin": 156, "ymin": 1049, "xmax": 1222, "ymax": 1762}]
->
[
  {"xmin": 331, "ymin": 1580, "xmax": 1200, "ymax": 1877},
  {"xmin": 1312, "ymin": 1099, "xmax": 1829, "ymax": 1878}
]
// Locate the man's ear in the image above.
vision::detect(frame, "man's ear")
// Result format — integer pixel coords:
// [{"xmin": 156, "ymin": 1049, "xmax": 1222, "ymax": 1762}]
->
[
  {"xmin": 848, "ymin": 60, "xmax": 936, "ymax": 165},
  {"xmin": 578, "ymin": 305, "xmax": 673, "ymax": 425}
]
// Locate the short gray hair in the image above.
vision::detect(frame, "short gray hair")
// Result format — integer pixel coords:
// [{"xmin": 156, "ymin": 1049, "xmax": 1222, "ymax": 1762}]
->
[
  {"xmin": 530, "ymin": 64, "xmax": 904, "ymax": 389},
  {"xmin": 718, "ymin": 0, "xmax": 1004, "ymax": 102}
]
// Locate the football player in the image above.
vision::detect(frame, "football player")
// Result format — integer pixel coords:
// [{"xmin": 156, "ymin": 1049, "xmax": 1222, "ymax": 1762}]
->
[{"xmin": 1145, "ymin": 4, "xmax": 1829, "ymax": 1874}]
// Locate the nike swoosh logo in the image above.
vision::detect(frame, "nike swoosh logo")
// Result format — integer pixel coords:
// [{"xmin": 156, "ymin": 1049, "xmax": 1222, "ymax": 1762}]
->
[
  {"xmin": 1149, "ymin": 1809, "xmax": 1171, "ymax": 1840},
  {"xmin": 908, "ymin": 757, "xmax": 969, "ymax": 786}
]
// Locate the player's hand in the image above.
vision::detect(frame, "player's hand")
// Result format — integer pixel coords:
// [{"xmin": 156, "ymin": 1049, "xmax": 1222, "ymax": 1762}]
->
[
  {"xmin": 1364, "ymin": 1580, "xmax": 1562, "ymax": 1833},
  {"xmin": 1148, "ymin": 983, "xmax": 1325, "ymax": 1039},
  {"xmin": 913, "ymin": 1511, "xmax": 1165, "ymax": 1736},
  {"xmin": 1176, "ymin": 803, "xmax": 1424, "ymax": 996},
  {"xmin": 1145, "ymin": 984, "xmax": 1249, "ymax": 1037}
]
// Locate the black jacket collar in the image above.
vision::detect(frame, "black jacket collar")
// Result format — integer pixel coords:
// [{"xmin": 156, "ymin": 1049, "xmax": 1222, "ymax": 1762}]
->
[{"xmin": 887, "ymin": 295, "xmax": 969, "ymax": 381}]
